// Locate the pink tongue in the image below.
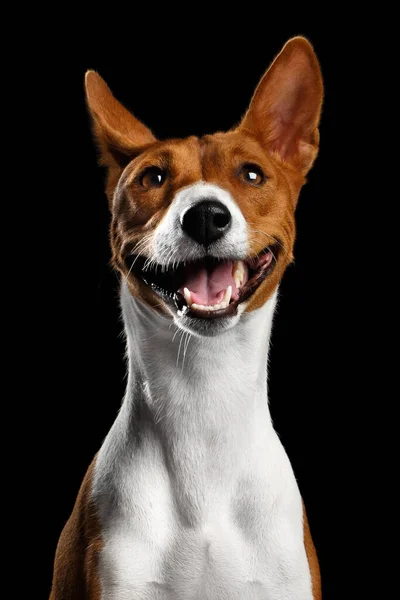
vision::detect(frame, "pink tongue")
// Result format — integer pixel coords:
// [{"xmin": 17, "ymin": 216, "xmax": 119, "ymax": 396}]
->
[{"xmin": 179, "ymin": 260, "xmax": 239, "ymax": 305}]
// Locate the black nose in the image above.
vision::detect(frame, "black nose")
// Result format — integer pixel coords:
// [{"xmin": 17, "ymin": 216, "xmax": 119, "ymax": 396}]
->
[{"xmin": 181, "ymin": 200, "xmax": 232, "ymax": 246}]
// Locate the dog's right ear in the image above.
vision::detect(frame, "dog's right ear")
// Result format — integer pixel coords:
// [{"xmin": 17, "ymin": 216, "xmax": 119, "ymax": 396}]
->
[{"xmin": 85, "ymin": 71, "xmax": 156, "ymax": 185}]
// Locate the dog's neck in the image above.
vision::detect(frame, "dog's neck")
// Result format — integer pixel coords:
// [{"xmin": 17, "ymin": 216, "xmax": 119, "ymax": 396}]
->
[{"xmin": 118, "ymin": 282, "xmax": 277, "ymax": 522}]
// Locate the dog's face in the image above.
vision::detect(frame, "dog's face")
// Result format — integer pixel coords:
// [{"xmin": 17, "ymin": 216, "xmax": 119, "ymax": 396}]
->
[{"xmin": 86, "ymin": 37, "xmax": 322, "ymax": 337}]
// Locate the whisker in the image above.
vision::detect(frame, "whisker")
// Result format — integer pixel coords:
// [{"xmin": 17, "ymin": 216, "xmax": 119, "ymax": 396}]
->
[
  {"xmin": 247, "ymin": 225, "xmax": 290, "ymax": 257},
  {"xmin": 126, "ymin": 257, "xmax": 139, "ymax": 279},
  {"xmin": 128, "ymin": 234, "xmax": 153, "ymax": 258},
  {"xmin": 172, "ymin": 327, "xmax": 181, "ymax": 343},
  {"xmin": 143, "ymin": 257, "xmax": 159, "ymax": 272},
  {"xmin": 124, "ymin": 234, "xmax": 153, "ymax": 278},
  {"xmin": 176, "ymin": 330, "xmax": 185, "ymax": 367},
  {"xmin": 182, "ymin": 331, "xmax": 192, "ymax": 371},
  {"xmin": 165, "ymin": 248, "xmax": 177, "ymax": 272}
]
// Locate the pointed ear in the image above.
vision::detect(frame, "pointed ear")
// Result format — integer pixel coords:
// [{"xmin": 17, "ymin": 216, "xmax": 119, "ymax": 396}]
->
[
  {"xmin": 238, "ymin": 37, "xmax": 323, "ymax": 174},
  {"xmin": 85, "ymin": 71, "xmax": 156, "ymax": 169}
]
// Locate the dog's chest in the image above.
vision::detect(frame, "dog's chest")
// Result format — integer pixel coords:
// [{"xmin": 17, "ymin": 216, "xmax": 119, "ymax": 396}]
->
[{"xmin": 94, "ymin": 432, "xmax": 312, "ymax": 600}]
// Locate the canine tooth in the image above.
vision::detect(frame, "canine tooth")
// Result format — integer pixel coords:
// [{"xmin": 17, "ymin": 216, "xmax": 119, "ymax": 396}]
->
[
  {"xmin": 223, "ymin": 285, "xmax": 232, "ymax": 305},
  {"xmin": 232, "ymin": 261, "xmax": 245, "ymax": 288},
  {"xmin": 183, "ymin": 287, "xmax": 193, "ymax": 307}
]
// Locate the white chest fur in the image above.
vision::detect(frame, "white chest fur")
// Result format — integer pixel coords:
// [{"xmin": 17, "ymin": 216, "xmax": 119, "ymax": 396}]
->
[{"xmin": 92, "ymin": 284, "xmax": 313, "ymax": 600}]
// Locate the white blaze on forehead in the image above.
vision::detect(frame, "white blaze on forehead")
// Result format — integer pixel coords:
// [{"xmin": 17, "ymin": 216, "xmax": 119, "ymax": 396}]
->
[{"xmin": 153, "ymin": 181, "xmax": 249, "ymax": 264}]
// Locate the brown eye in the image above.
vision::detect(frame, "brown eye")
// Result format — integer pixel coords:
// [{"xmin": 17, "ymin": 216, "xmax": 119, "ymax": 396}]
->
[
  {"xmin": 239, "ymin": 164, "xmax": 265, "ymax": 186},
  {"xmin": 140, "ymin": 167, "xmax": 166, "ymax": 189}
]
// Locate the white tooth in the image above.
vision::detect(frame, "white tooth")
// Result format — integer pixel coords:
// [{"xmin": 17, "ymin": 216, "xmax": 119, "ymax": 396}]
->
[
  {"xmin": 223, "ymin": 285, "xmax": 232, "ymax": 305},
  {"xmin": 232, "ymin": 261, "xmax": 245, "ymax": 289},
  {"xmin": 192, "ymin": 303, "xmax": 215, "ymax": 311},
  {"xmin": 191, "ymin": 301, "xmax": 235, "ymax": 312},
  {"xmin": 183, "ymin": 287, "xmax": 193, "ymax": 307},
  {"xmin": 190, "ymin": 301, "xmax": 233, "ymax": 312},
  {"xmin": 192, "ymin": 303, "xmax": 205, "ymax": 311}
]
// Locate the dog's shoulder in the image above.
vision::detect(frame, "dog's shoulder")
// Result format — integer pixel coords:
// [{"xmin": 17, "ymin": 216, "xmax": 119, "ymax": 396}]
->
[
  {"xmin": 303, "ymin": 501, "xmax": 322, "ymax": 600},
  {"xmin": 49, "ymin": 458, "xmax": 103, "ymax": 600}
]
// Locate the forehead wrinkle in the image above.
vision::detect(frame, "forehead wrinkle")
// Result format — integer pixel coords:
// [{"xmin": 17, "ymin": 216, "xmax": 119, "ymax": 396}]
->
[
  {"xmin": 199, "ymin": 135, "xmax": 227, "ymax": 178},
  {"xmin": 169, "ymin": 137, "xmax": 202, "ymax": 186},
  {"xmin": 175, "ymin": 136, "xmax": 203, "ymax": 182},
  {"xmin": 198, "ymin": 136, "xmax": 207, "ymax": 179}
]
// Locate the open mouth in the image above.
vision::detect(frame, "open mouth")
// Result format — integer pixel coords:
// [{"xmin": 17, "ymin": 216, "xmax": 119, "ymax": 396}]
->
[{"xmin": 125, "ymin": 246, "xmax": 278, "ymax": 319}]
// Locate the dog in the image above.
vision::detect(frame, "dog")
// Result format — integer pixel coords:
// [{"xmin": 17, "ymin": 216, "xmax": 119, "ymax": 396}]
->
[{"xmin": 50, "ymin": 36, "xmax": 323, "ymax": 600}]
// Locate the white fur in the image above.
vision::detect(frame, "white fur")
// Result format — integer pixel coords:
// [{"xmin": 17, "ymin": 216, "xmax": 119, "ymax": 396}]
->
[
  {"xmin": 92, "ymin": 285, "xmax": 313, "ymax": 599},
  {"xmin": 91, "ymin": 181, "xmax": 313, "ymax": 598}
]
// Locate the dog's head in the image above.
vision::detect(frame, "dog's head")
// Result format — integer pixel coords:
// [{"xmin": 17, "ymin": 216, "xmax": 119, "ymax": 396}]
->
[{"xmin": 85, "ymin": 37, "xmax": 323, "ymax": 337}]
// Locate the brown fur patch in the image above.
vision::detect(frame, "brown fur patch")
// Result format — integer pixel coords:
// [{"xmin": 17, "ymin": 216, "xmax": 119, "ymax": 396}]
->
[
  {"xmin": 303, "ymin": 502, "xmax": 322, "ymax": 600},
  {"xmin": 49, "ymin": 459, "xmax": 102, "ymax": 600}
]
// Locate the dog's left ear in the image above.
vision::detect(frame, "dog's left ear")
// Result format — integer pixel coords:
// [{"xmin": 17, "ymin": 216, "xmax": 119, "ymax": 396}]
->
[{"xmin": 239, "ymin": 37, "xmax": 323, "ymax": 174}]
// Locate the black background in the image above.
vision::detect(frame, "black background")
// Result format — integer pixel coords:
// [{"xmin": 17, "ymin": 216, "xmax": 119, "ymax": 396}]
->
[{"xmin": 32, "ymin": 18, "xmax": 363, "ymax": 600}]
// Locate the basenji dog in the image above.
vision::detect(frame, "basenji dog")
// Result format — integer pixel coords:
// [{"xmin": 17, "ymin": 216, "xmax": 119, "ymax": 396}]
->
[{"xmin": 50, "ymin": 37, "xmax": 323, "ymax": 600}]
